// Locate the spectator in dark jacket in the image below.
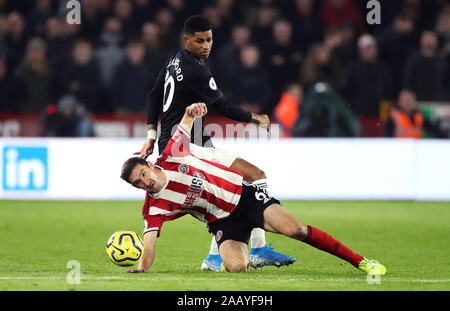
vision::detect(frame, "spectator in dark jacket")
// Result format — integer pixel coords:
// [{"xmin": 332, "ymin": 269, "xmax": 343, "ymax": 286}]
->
[
  {"xmin": 230, "ymin": 44, "xmax": 271, "ymax": 114},
  {"xmin": 264, "ymin": 19, "xmax": 302, "ymax": 113},
  {"xmin": 113, "ymin": 0, "xmax": 139, "ymax": 40},
  {"xmin": 377, "ymin": 14, "xmax": 417, "ymax": 96},
  {"xmin": 141, "ymin": 22, "xmax": 168, "ymax": 79},
  {"xmin": 403, "ymin": 30, "xmax": 448, "ymax": 101},
  {"xmin": 110, "ymin": 39, "xmax": 153, "ymax": 113},
  {"xmin": 95, "ymin": 17, "xmax": 125, "ymax": 88},
  {"xmin": 216, "ymin": 24, "xmax": 252, "ymax": 93},
  {"xmin": 287, "ymin": 0, "xmax": 323, "ymax": 54},
  {"xmin": 26, "ymin": 0, "xmax": 53, "ymax": 36},
  {"xmin": 0, "ymin": 55, "xmax": 19, "ymax": 111},
  {"xmin": 249, "ymin": 6, "xmax": 278, "ymax": 49},
  {"xmin": 14, "ymin": 37, "xmax": 54, "ymax": 112},
  {"xmin": 3, "ymin": 12, "xmax": 28, "ymax": 70},
  {"xmin": 44, "ymin": 17, "xmax": 73, "ymax": 76},
  {"xmin": 300, "ymin": 42, "xmax": 344, "ymax": 94},
  {"xmin": 59, "ymin": 38, "xmax": 105, "ymax": 112},
  {"xmin": 344, "ymin": 34, "xmax": 393, "ymax": 118}
]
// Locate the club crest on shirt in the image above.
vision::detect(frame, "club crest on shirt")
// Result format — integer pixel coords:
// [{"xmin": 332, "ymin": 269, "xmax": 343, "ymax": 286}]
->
[
  {"xmin": 216, "ymin": 230, "xmax": 223, "ymax": 242},
  {"xmin": 178, "ymin": 163, "xmax": 189, "ymax": 174}
]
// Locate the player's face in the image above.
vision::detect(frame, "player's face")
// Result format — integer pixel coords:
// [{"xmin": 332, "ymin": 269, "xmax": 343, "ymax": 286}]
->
[
  {"xmin": 129, "ymin": 164, "xmax": 165, "ymax": 193},
  {"xmin": 185, "ymin": 30, "xmax": 213, "ymax": 61}
]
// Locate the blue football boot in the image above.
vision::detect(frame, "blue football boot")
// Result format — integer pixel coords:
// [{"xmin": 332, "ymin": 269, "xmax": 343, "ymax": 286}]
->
[
  {"xmin": 249, "ymin": 244, "xmax": 296, "ymax": 269},
  {"xmin": 201, "ymin": 254, "xmax": 223, "ymax": 272}
]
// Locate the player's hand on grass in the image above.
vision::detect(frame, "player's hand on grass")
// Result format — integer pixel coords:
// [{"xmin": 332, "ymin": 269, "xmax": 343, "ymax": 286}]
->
[
  {"xmin": 251, "ymin": 113, "xmax": 271, "ymax": 132},
  {"xmin": 186, "ymin": 102, "xmax": 208, "ymax": 118},
  {"xmin": 134, "ymin": 139, "xmax": 155, "ymax": 159},
  {"xmin": 127, "ymin": 267, "xmax": 147, "ymax": 273}
]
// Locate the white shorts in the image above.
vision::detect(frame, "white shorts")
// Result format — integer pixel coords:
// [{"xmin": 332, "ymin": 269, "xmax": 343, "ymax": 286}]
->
[{"xmin": 189, "ymin": 143, "xmax": 237, "ymax": 168}]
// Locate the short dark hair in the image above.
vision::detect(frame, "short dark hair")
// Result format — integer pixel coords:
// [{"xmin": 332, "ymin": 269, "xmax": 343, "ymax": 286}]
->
[
  {"xmin": 184, "ymin": 15, "xmax": 211, "ymax": 35},
  {"xmin": 120, "ymin": 157, "xmax": 149, "ymax": 183}
]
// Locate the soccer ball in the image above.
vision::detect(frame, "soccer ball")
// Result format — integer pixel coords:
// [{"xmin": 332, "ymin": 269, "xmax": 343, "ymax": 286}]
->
[{"xmin": 106, "ymin": 230, "xmax": 144, "ymax": 266}]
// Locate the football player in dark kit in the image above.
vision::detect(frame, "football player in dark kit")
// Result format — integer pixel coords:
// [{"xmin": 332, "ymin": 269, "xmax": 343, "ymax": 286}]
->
[{"xmin": 135, "ymin": 15, "xmax": 296, "ymax": 271}]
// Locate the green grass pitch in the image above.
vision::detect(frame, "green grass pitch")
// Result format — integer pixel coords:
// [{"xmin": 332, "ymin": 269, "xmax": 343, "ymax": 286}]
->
[{"xmin": 0, "ymin": 200, "xmax": 449, "ymax": 291}]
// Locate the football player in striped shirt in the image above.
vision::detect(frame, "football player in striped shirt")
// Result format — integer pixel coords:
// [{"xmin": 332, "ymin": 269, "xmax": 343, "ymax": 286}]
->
[
  {"xmin": 135, "ymin": 15, "xmax": 295, "ymax": 271},
  {"xmin": 122, "ymin": 103, "xmax": 387, "ymax": 275}
]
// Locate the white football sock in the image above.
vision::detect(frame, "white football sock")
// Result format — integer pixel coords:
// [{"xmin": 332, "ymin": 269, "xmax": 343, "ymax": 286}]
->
[
  {"xmin": 250, "ymin": 228, "xmax": 267, "ymax": 248},
  {"xmin": 208, "ymin": 235, "xmax": 220, "ymax": 255},
  {"xmin": 250, "ymin": 178, "xmax": 271, "ymax": 249}
]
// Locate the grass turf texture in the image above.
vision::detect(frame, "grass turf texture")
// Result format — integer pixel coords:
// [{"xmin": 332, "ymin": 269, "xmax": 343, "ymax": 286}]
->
[{"xmin": 0, "ymin": 200, "xmax": 449, "ymax": 291}]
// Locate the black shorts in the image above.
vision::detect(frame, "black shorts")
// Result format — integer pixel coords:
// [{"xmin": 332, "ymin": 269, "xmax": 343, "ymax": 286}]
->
[{"xmin": 207, "ymin": 182, "xmax": 281, "ymax": 248}]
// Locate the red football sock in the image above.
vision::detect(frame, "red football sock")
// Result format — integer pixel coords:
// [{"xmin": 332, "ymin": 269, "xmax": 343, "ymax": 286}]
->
[{"xmin": 305, "ymin": 225, "xmax": 363, "ymax": 267}]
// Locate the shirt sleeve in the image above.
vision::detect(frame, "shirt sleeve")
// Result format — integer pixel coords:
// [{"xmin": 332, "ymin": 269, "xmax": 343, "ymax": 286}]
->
[
  {"xmin": 160, "ymin": 125, "xmax": 191, "ymax": 158},
  {"xmin": 211, "ymin": 96, "xmax": 252, "ymax": 123},
  {"xmin": 143, "ymin": 214, "xmax": 165, "ymax": 237},
  {"xmin": 147, "ymin": 68, "xmax": 165, "ymax": 125},
  {"xmin": 188, "ymin": 64, "xmax": 223, "ymax": 104}
]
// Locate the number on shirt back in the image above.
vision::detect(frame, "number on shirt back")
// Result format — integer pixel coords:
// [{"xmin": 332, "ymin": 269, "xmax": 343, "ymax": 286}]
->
[
  {"xmin": 163, "ymin": 71, "xmax": 175, "ymax": 112},
  {"xmin": 251, "ymin": 183, "xmax": 269, "ymax": 201},
  {"xmin": 255, "ymin": 189, "xmax": 269, "ymax": 201}
]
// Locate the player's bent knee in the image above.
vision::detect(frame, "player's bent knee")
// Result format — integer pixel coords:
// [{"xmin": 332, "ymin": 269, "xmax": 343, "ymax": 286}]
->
[
  {"xmin": 219, "ymin": 240, "xmax": 249, "ymax": 272},
  {"xmin": 224, "ymin": 261, "xmax": 248, "ymax": 273}
]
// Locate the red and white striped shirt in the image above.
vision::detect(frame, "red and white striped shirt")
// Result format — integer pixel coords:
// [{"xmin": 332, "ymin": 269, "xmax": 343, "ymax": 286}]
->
[{"xmin": 142, "ymin": 125, "xmax": 243, "ymax": 236}]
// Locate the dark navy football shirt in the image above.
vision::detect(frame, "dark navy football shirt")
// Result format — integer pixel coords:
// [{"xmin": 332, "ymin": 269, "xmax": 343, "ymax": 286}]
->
[{"xmin": 147, "ymin": 49, "xmax": 224, "ymax": 154}]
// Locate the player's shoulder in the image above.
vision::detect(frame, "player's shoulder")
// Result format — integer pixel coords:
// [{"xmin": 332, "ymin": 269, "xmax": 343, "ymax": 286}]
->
[
  {"xmin": 163, "ymin": 49, "xmax": 200, "ymax": 78},
  {"xmin": 178, "ymin": 49, "xmax": 211, "ymax": 76},
  {"xmin": 155, "ymin": 152, "xmax": 169, "ymax": 167},
  {"xmin": 179, "ymin": 49, "xmax": 204, "ymax": 67}
]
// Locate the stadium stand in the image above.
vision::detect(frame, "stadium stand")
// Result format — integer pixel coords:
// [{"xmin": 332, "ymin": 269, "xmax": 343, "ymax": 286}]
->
[{"xmin": 0, "ymin": 0, "xmax": 449, "ymax": 138}]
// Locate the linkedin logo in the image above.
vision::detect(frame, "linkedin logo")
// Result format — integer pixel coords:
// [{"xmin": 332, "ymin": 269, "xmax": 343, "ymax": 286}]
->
[{"xmin": 2, "ymin": 146, "xmax": 48, "ymax": 191}]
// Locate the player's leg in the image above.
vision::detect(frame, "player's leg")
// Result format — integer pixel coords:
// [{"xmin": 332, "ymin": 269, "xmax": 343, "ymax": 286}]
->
[
  {"xmin": 230, "ymin": 158, "xmax": 296, "ymax": 269},
  {"xmin": 200, "ymin": 235, "xmax": 222, "ymax": 272},
  {"xmin": 229, "ymin": 158, "xmax": 269, "ymax": 249},
  {"xmin": 206, "ymin": 216, "xmax": 252, "ymax": 273},
  {"xmin": 262, "ymin": 203, "xmax": 386, "ymax": 274},
  {"xmin": 229, "ymin": 157, "xmax": 265, "ymax": 182},
  {"xmin": 190, "ymin": 145, "xmax": 294, "ymax": 270},
  {"xmin": 218, "ymin": 240, "xmax": 249, "ymax": 273}
]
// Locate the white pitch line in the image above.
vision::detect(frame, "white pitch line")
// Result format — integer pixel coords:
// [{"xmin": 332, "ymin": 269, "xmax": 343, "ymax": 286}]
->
[{"xmin": 0, "ymin": 276, "xmax": 449, "ymax": 283}]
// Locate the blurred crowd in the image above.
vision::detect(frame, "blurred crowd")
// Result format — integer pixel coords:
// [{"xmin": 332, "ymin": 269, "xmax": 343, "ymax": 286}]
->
[{"xmin": 0, "ymin": 0, "xmax": 449, "ymax": 137}]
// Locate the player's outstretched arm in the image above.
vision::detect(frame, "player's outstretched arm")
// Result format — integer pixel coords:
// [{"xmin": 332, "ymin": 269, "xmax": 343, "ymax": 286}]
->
[
  {"xmin": 250, "ymin": 112, "xmax": 271, "ymax": 132},
  {"xmin": 212, "ymin": 97, "xmax": 271, "ymax": 132},
  {"xmin": 179, "ymin": 102, "xmax": 208, "ymax": 133},
  {"xmin": 135, "ymin": 69, "xmax": 165, "ymax": 159},
  {"xmin": 134, "ymin": 124, "xmax": 157, "ymax": 159},
  {"xmin": 128, "ymin": 231, "xmax": 158, "ymax": 273}
]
